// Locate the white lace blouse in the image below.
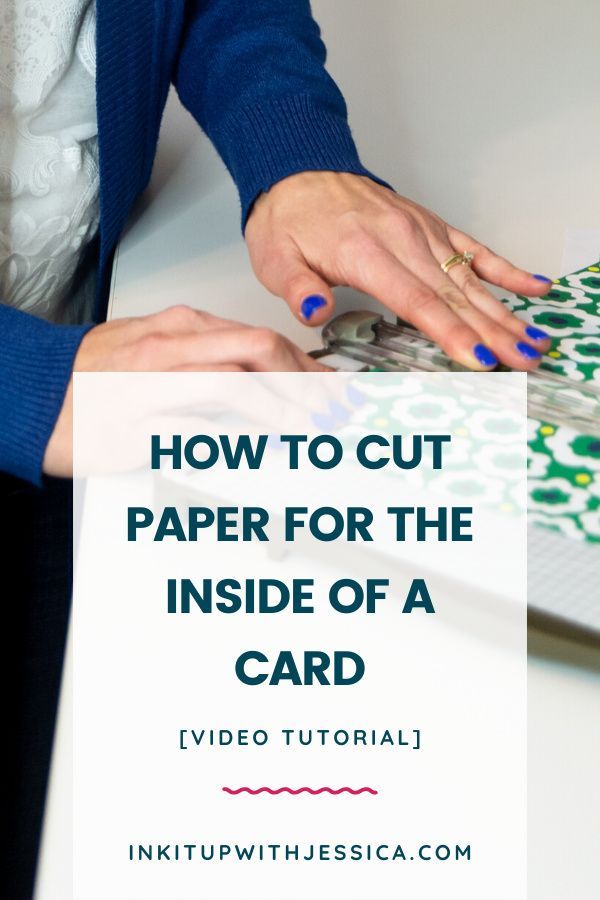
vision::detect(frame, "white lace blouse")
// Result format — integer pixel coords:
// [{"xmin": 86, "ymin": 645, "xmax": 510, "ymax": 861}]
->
[{"xmin": 0, "ymin": 1, "xmax": 99, "ymax": 324}]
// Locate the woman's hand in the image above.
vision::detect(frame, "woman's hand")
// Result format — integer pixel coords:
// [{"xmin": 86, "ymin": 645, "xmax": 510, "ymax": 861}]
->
[
  {"xmin": 43, "ymin": 306, "xmax": 327, "ymax": 478},
  {"xmin": 245, "ymin": 171, "xmax": 553, "ymax": 370}
]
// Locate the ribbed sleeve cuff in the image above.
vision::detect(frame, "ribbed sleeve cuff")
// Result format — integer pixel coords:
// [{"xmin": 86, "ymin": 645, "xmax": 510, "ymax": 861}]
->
[
  {"xmin": 215, "ymin": 94, "xmax": 393, "ymax": 229},
  {"xmin": 0, "ymin": 305, "xmax": 93, "ymax": 486}
]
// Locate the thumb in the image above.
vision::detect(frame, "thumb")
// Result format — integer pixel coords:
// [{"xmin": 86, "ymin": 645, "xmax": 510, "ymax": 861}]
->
[{"xmin": 275, "ymin": 250, "xmax": 336, "ymax": 327}]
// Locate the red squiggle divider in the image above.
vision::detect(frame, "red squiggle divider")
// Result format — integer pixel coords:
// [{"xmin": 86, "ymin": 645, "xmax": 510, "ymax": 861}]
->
[{"xmin": 222, "ymin": 786, "xmax": 377, "ymax": 796}]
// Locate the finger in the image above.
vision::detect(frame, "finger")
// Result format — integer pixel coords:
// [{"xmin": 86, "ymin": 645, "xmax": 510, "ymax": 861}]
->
[
  {"xmin": 143, "ymin": 305, "xmax": 242, "ymax": 337},
  {"xmin": 168, "ymin": 331, "xmax": 351, "ymax": 434},
  {"xmin": 444, "ymin": 260, "xmax": 552, "ymax": 352},
  {"xmin": 147, "ymin": 302, "xmax": 334, "ymax": 374},
  {"xmin": 261, "ymin": 245, "xmax": 336, "ymax": 327},
  {"xmin": 129, "ymin": 326, "xmax": 306, "ymax": 372},
  {"xmin": 172, "ymin": 327, "xmax": 327, "ymax": 373},
  {"xmin": 170, "ymin": 339, "xmax": 342, "ymax": 424},
  {"xmin": 133, "ymin": 313, "xmax": 343, "ymax": 417},
  {"xmin": 351, "ymin": 244, "xmax": 498, "ymax": 370},
  {"xmin": 405, "ymin": 247, "xmax": 546, "ymax": 370},
  {"xmin": 420, "ymin": 236, "xmax": 552, "ymax": 364},
  {"xmin": 444, "ymin": 263, "xmax": 548, "ymax": 368},
  {"xmin": 447, "ymin": 228, "xmax": 554, "ymax": 297}
]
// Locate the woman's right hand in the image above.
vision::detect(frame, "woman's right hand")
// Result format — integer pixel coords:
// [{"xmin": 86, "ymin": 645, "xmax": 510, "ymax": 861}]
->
[{"xmin": 43, "ymin": 305, "xmax": 328, "ymax": 478}]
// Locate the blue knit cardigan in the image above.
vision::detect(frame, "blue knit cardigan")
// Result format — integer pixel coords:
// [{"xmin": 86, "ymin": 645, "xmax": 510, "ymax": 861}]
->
[{"xmin": 0, "ymin": 0, "xmax": 379, "ymax": 485}]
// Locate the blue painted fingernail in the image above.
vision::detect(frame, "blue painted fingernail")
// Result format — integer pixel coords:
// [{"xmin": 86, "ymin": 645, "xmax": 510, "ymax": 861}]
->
[
  {"xmin": 311, "ymin": 412, "xmax": 336, "ymax": 431},
  {"xmin": 346, "ymin": 383, "xmax": 366, "ymax": 406},
  {"xmin": 301, "ymin": 294, "xmax": 327, "ymax": 320},
  {"xmin": 533, "ymin": 274, "xmax": 553, "ymax": 283},
  {"xmin": 473, "ymin": 344, "xmax": 498, "ymax": 368},
  {"xmin": 525, "ymin": 326, "xmax": 549, "ymax": 342},
  {"xmin": 516, "ymin": 341, "xmax": 541, "ymax": 359}
]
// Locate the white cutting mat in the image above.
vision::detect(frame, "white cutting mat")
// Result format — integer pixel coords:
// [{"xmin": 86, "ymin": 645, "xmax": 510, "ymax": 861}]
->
[{"xmin": 528, "ymin": 524, "xmax": 600, "ymax": 635}]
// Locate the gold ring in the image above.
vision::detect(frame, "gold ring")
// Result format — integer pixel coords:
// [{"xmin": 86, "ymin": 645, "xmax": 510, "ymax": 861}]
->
[{"xmin": 441, "ymin": 251, "xmax": 474, "ymax": 273}]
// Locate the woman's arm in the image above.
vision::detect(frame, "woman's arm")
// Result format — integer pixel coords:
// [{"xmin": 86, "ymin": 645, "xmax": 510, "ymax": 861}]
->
[
  {"xmin": 1, "ymin": 304, "xmax": 324, "ymax": 485},
  {"xmin": 0, "ymin": 306, "xmax": 92, "ymax": 484},
  {"xmin": 172, "ymin": 0, "xmax": 386, "ymax": 226},
  {"xmin": 173, "ymin": 0, "xmax": 554, "ymax": 370}
]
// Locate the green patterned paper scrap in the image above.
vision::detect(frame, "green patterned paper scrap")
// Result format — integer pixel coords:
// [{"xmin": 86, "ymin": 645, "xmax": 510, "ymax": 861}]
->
[{"xmin": 503, "ymin": 262, "xmax": 600, "ymax": 543}]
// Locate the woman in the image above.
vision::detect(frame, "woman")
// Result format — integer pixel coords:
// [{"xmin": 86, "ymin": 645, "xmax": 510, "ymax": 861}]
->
[{"xmin": 0, "ymin": 1, "xmax": 552, "ymax": 896}]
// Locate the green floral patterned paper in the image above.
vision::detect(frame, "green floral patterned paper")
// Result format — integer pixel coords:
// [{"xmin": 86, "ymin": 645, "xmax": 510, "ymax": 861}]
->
[
  {"xmin": 503, "ymin": 262, "xmax": 600, "ymax": 543},
  {"xmin": 340, "ymin": 377, "xmax": 527, "ymax": 521},
  {"xmin": 329, "ymin": 264, "xmax": 600, "ymax": 543}
]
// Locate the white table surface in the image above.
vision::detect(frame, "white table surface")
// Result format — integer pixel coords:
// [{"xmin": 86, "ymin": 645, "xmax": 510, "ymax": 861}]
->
[{"xmin": 37, "ymin": 2, "xmax": 599, "ymax": 898}]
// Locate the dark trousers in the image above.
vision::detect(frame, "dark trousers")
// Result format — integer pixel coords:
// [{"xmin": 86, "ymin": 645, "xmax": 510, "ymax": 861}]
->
[{"xmin": 1, "ymin": 473, "xmax": 73, "ymax": 900}]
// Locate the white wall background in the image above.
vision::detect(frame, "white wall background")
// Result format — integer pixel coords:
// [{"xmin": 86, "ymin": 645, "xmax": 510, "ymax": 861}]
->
[{"xmin": 316, "ymin": 0, "xmax": 599, "ymax": 269}]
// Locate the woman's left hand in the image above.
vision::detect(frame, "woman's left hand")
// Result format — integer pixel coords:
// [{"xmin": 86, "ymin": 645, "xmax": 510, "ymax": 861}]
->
[{"xmin": 245, "ymin": 171, "xmax": 553, "ymax": 371}]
